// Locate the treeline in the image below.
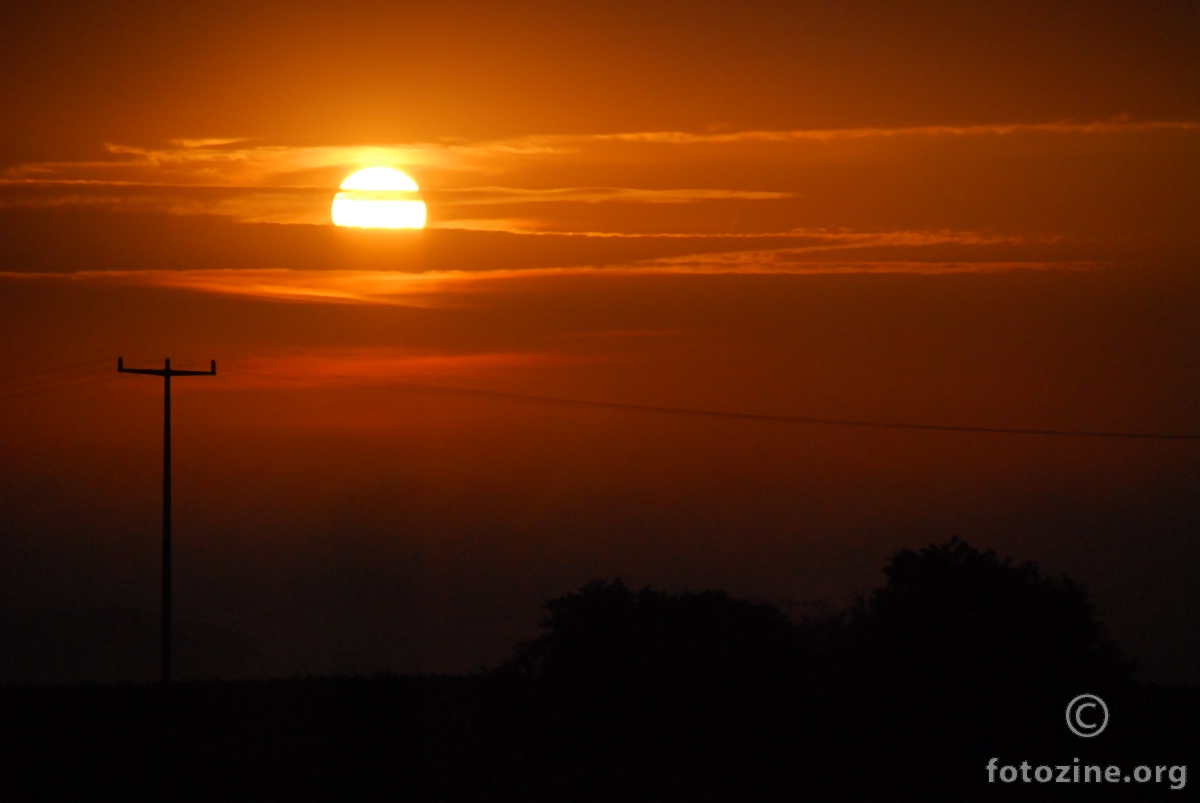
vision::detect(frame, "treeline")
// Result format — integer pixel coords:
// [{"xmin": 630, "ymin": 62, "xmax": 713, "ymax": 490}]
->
[{"xmin": 1, "ymin": 539, "xmax": 1195, "ymax": 800}]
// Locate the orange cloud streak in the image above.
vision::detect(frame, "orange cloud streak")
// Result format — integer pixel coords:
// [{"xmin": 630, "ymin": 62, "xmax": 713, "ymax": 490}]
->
[
  {"xmin": 0, "ymin": 257, "xmax": 1101, "ymax": 307},
  {"xmin": 225, "ymin": 349, "xmax": 577, "ymax": 390},
  {"xmin": 3, "ymin": 118, "xmax": 1194, "ymax": 227}
]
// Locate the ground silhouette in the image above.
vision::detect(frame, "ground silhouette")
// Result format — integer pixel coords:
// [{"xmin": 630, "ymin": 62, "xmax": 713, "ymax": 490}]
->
[
  {"xmin": 1, "ymin": 538, "xmax": 1193, "ymax": 801},
  {"xmin": 464, "ymin": 539, "xmax": 1155, "ymax": 800}
]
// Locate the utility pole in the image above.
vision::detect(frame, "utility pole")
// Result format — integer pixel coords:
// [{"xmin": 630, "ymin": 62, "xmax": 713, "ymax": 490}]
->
[{"xmin": 118, "ymin": 357, "xmax": 216, "ymax": 683}]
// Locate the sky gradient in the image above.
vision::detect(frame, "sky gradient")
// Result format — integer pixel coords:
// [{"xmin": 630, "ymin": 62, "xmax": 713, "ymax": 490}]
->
[{"xmin": 2, "ymin": 0, "xmax": 1199, "ymax": 683}]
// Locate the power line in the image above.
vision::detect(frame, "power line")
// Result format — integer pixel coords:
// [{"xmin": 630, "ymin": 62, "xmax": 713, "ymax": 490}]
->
[
  {"xmin": 228, "ymin": 366, "xmax": 1200, "ymax": 442},
  {"xmin": 0, "ymin": 361, "xmax": 114, "ymax": 397},
  {"xmin": 0, "ymin": 358, "xmax": 112, "ymax": 385},
  {"xmin": 6, "ymin": 360, "xmax": 1190, "ymax": 442},
  {"xmin": 0, "ymin": 372, "xmax": 120, "ymax": 401}
]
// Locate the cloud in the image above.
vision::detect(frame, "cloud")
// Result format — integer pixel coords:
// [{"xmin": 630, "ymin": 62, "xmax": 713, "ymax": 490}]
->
[
  {"xmin": 584, "ymin": 119, "xmax": 1200, "ymax": 145},
  {"xmin": 225, "ymin": 348, "xmax": 577, "ymax": 389},
  {"xmin": 0, "ymin": 182, "xmax": 793, "ymax": 226},
  {"xmin": 617, "ymin": 230, "xmax": 1044, "ymax": 263},
  {"xmin": 1, "ymin": 269, "xmax": 456, "ymax": 306},
  {"xmin": 632, "ymin": 259, "xmax": 1102, "ymax": 275},
  {"xmin": 0, "ymin": 184, "xmax": 332, "ymax": 224},
  {"xmin": 0, "ymin": 141, "xmax": 454, "ymax": 203},
  {"xmin": 1, "ymin": 255, "xmax": 1097, "ymax": 308},
  {"xmin": 3, "ymin": 118, "xmax": 1193, "ymax": 228},
  {"xmin": 433, "ymin": 187, "xmax": 794, "ymax": 205}
]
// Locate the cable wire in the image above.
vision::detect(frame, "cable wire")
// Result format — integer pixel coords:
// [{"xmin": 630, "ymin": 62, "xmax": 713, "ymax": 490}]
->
[
  {"xmin": 0, "ymin": 359, "xmax": 113, "ymax": 391},
  {"xmin": 226, "ymin": 366, "xmax": 1200, "ymax": 442},
  {"xmin": 0, "ymin": 372, "xmax": 121, "ymax": 401}
]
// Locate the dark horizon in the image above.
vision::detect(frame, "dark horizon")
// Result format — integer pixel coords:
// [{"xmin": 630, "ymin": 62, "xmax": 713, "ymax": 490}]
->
[
  {"xmin": 2, "ymin": 542, "xmax": 1195, "ymax": 801},
  {"xmin": 0, "ymin": 525, "xmax": 1195, "ymax": 685}
]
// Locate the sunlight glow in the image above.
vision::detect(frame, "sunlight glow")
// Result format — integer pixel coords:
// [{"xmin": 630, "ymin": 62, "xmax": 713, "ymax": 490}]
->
[
  {"xmin": 339, "ymin": 167, "xmax": 419, "ymax": 192},
  {"xmin": 332, "ymin": 167, "xmax": 426, "ymax": 229}
]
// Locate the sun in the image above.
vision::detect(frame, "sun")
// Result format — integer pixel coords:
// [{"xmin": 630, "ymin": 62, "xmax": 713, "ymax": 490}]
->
[{"xmin": 331, "ymin": 167, "xmax": 427, "ymax": 229}]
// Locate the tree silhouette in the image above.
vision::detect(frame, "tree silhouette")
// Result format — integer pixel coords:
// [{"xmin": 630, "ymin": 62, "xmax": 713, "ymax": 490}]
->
[
  {"xmin": 850, "ymin": 537, "xmax": 1131, "ymax": 692},
  {"xmin": 478, "ymin": 547, "xmax": 1136, "ymax": 800},
  {"xmin": 510, "ymin": 579, "xmax": 800, "ymax": 682},
  {"xmin": 494, "ymin": 580, "xmax": 812, "ymax": 802},
  {"xmin": 828, "ymin": 537, "xmax": 1134, "ymax": 796}
]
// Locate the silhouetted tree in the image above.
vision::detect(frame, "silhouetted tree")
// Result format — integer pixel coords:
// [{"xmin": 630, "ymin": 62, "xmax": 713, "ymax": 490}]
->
[
  {"xmin": 472, "ymin": 543, "xmax": 1137, "ymax": 800},
  {"xmin": 830, "ymin": 538, "xmax": 1134, "ymax": 796},
  {"xmin": 491, "ymin": 580, "xmax": 813, "ymax": 802},
  {"xmin": 510, "ymin": 579, "xmax": 800, "ymax": 682},
  {"xmin": 850, "ymin": 537, "xmax": 1131, "ymax": 692}
]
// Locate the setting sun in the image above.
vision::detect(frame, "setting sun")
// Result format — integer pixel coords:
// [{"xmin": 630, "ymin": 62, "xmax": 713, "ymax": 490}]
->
[{"xmin": 331, "ymin": 167, "xmax": 426, "ymax": 229}]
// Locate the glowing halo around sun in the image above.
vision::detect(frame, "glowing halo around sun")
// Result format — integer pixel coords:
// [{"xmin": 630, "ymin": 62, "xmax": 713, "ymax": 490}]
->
[{"xmin": 331, "ymin": 167, "xmax": 427, "ymax": 229}]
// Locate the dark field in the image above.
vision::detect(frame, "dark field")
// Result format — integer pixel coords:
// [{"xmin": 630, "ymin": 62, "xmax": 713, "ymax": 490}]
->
[{"xmin": 2, "ymin": 542, "xmax": 1197, "ymax": 801}]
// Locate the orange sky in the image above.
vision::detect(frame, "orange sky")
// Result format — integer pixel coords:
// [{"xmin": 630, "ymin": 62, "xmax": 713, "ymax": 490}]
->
[{"xmin": 2, "ymin": 0, "xmax": 1199, "ymax": 683}]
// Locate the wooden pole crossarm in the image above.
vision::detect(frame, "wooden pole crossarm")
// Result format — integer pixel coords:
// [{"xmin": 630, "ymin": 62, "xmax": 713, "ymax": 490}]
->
[{"xmin": 118, "ymin": 357, "xmax": 216, "ymax": 376}]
